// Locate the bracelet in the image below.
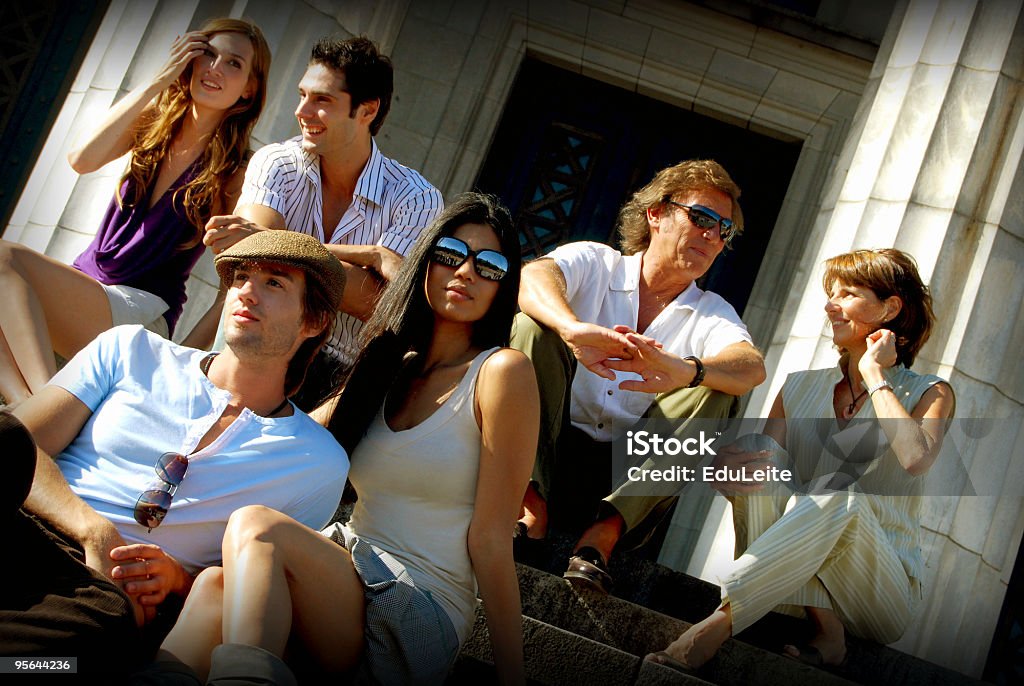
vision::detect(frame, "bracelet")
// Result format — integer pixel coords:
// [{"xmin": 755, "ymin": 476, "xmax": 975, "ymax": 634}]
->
[
  {"xmin": 866, "ymin": 380, "xmax": 893, "ymax": 396},
  {"xmin": 684, "ymin": 355, "xmax": 705, "ymax": 388}
]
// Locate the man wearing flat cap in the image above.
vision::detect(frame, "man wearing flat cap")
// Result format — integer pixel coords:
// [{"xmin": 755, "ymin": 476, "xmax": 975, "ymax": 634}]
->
[{"xmin": 6, "ymin": 232, "xmax": 348, "ymax": 671}]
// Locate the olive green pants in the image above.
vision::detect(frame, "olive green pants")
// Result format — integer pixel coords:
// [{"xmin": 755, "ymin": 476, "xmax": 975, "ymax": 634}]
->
[{"xmin": 510, "ymin": 313, "xmax": 736, "ymax": 544}]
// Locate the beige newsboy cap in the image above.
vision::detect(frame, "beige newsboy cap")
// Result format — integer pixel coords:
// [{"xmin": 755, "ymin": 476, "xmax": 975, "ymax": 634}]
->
[{"xmin": 214, "ymin": 231, "xmax": 346, "ymax": 309}]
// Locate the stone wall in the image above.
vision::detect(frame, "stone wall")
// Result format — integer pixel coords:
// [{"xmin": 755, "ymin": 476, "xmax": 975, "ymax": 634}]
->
[
  {"xmin": 738, "ymin": 0, "xmax": 1024, "ymax": 675},
  {"xmin": 5, "ymin": 0, "xmax": 1021, "ymax": 677}
]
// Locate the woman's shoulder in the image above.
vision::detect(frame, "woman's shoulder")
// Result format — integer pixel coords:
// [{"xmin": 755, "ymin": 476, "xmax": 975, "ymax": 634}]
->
[
  {"xmin": 476, "ymin": 348, "xmax": 537, "ymax": 399},
  {"xmin": 890, "ymin": 365, "xmax": 947, "ymax": 387},
  {"xmin": 478, "ymin": 347, "xmax": 533, "ymax": 376},
  {"xmin": 889, "ymin": 365, "xmax": 954, "ymax": 408}
]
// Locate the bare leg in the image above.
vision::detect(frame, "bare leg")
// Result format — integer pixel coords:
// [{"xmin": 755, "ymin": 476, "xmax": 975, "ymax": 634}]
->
[
  {"xmin": 0, "ymin": 327, "xmax": 30, "ymax": 405},
  {"xmin": 572, "ymin": 511, "xmax": 625, "ymax": 562},
  {"xmin": 161, "ymin": 567, "xmax": 225, "ymax": 680},
  {"xmin": 783, "ymin": 606, "xmax": 847, "ymax": 665},
  {"xmin": 220, "ymin": 505, "xmax": 366, "ymax": 673},
  {"xmin": 647, "ymin": 604, "xmax": 734, "ymax": 670},
  {"xmin": 0, "ymin": 241, "xmax": 112, "ymax": 401},
  {"xmin": 517, "ymin": 482, "xmax": 548, "ymax": 539}
]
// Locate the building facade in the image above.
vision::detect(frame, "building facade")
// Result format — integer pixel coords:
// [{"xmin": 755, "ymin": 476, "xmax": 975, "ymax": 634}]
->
[{"xmin": 3, "ymin": 0, "xmax": 1021, "ymax": 677}]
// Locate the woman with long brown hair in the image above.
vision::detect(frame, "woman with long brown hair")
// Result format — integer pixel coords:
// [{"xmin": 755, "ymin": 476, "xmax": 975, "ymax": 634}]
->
[
  {"xmin": 0, "ymin": 17, "xmax": 270, "ymax": 404},
  {"xmin": 154, "ymin": 193, "xmax": 537, "ymax": 685}
]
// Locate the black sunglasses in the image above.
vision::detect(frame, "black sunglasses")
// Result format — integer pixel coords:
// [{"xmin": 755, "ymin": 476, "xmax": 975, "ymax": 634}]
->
[
  {"xmin": 664, "ymin": 199, "xmax": 737, "ymax": 245},
  {"xmin": 133, "ymin": 452, "xmax": 189, "ymax": 530},
  {"xmin": 430, "ymin": 236, "xmax": 509, "ymax": 281}
]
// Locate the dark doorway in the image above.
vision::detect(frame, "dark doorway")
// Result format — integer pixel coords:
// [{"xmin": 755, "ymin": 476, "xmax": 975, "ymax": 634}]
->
[
  {"xmin": 476, "ymin": 56, "xmax": 802, "ymax": 317},
  {"xmin": 0, "ymin": 0, "xmax": 108, "ymax": 231},
  {"xmin": 985, "ymin": 540, "xmax": 1024, "ymax": 684}
]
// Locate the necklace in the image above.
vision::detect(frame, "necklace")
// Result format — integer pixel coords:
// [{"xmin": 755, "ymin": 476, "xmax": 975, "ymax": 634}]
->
[
  {"xmin": 262, "ymin": 397, "xmax": 290, "ymax": 418},
  {"xmin": 843, "ymin": 372, "xmax": 869, "ymax": 419},
  {"xmin": 200, "ymin": 352, "xmax": 218, "ymax": 376},
  {"xmin": 200, "ymin": 352, "xmax": 288, "ymax": 417}
]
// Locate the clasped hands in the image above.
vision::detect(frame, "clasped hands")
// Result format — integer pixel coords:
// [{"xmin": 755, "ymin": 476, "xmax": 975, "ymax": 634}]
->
[{"xmin": 564, "ymin": 322, "xmax": 698, "ymax": 394}]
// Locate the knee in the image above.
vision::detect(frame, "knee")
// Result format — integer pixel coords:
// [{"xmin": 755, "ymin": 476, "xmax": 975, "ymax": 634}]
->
[
  {"xmin": 0, "ymin": 239, "xmax": 19, "ymax": 272},
  {"xmin": 809, "ymin": 490, "xmax": 864, "ymax": 520},
  {"xmin": 223, "ymin": 505, "xmax": 291, "ymax": 554},
  {"xmin": 191, "ymin": 566, "xmax": 225, "ymax": 600},
  {"xmin": 655, "ymin": 386, "xmax": 738, "ymax": 421},
  {"xmin": 510, "ymin": 312, "xmax": 573, "ymax": 377}
]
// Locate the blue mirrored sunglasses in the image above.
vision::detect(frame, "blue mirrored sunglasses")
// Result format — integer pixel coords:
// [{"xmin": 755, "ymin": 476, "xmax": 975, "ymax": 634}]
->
[
  {"xmin": 664, "ymin": 199, "xmax": 737, "ymax": 245},
  {"xmin": 430, "ymin": 236, "xmax": 509, "ymax": 281}
]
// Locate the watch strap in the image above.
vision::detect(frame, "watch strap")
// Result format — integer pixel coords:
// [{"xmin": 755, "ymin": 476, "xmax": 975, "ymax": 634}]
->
[
  {"xmin": 684, "ymin": 355, "xmax": 705, "ymax": 388},
  {"xmin": 866, "ymin": 379, "xmax": 893, "ymax": 396}
]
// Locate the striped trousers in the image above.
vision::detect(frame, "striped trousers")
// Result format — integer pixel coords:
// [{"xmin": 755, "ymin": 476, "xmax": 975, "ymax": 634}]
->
[{"xmin": 722, "ymin": 487, "xmax": 918, "ymax": 642}]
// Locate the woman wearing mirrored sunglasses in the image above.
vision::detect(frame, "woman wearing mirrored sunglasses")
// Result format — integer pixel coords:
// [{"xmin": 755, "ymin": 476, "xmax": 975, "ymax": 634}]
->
[{"xmin": 160, "ymin": 193, "xmax": 537, "ymax": 685}]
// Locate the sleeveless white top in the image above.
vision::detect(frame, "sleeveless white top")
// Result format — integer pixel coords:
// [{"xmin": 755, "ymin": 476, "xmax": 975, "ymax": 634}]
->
[{"xmin": 346, "ymin": 347, "xmax": 499, "ymax": 642}]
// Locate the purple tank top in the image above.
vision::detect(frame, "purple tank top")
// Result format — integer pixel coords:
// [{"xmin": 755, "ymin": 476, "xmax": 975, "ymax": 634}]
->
[{"xmin": 73, "ymin": 162, "xmax": 206, "ymax": 335}]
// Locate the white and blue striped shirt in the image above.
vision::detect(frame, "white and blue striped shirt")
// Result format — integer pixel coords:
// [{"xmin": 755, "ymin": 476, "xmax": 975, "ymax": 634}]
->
[{"xmin": 239, "ymin": 137, "xmax": 443, "ymax": 365}]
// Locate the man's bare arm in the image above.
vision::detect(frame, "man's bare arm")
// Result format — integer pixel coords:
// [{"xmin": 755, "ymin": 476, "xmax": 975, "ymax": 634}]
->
[
  {"xmin": 608, "ymin": 335, "xmax": 766, "ymax": 396},
  {"xmin": 202, "ymin": 204, "xmax": 286, "ymax": 254},
  {"xmin": 14, "ymin": 387, "xmax": 125, "ymax": 572},
  {"xmin": 14, "ymin": 386, "xmax": 191, "ymax": 622},
  {"xmin": 518, "ymin": 258, "xmax": 636, "ymax": 379},
  {"xmin": 327, "ymin": 243, "xmax": 403, "ymax": 281},
  {"xmin": 325, "ymin": 246, "xmax": 387, "ymax": 322}
]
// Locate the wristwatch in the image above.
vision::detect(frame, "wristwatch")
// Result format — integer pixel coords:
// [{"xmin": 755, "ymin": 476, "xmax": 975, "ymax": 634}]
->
[
  {"xmin": 684, "ymin": 355, "xmax": 705, "ymax": 388},
  {"xmin": 866, "ymin": 379, "xmax": 893, "ymax": 396}
]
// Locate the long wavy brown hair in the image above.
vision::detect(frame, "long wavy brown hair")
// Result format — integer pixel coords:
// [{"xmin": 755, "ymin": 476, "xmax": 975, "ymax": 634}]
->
[{"xmin": 118, "ymin": 17, "xmax": 271, "ymax": 249}]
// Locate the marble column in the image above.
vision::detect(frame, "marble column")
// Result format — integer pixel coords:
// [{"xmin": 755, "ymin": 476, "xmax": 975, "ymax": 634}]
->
[{"xmin": 747, "ymin": 0, "xmax": 1024, "ymax": 675}]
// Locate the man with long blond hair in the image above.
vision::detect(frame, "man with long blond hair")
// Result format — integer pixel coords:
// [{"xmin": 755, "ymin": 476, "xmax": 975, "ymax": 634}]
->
[{"xmin": 512, "ymin": 159, "xmax": 766, "ymax": 592}]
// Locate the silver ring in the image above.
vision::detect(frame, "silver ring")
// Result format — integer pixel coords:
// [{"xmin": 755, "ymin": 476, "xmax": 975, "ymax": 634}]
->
[{"xmin": 144, "ymin": 559, "xmax": 150, "ymax": 577}]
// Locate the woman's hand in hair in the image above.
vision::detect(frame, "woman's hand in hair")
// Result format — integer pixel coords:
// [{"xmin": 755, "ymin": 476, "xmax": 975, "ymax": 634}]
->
[
  {"xmin": 152, "ymin": 31, "xmax": 210, "ymax": 91},
  {"xmin": 67, "ymin": 31, "xmax": 209, "ymax": 173},
  {"xmin": 859, "ymin": 328, "xmax": 898, "ymax": 380}
]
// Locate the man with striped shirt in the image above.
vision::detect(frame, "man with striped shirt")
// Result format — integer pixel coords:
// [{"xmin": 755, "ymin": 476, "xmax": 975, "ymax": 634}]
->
[{"xmin": 200, "ymin": 36, "xmax": 443, "ymax": 408}]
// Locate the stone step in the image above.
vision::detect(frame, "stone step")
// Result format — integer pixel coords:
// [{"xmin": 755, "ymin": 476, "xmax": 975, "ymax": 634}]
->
[
  {"xmin": 514, "ymin": 563, "xmax": 856, "ymax": 686},
  {"xmin": 452, "ymin": 607, "xmax": 714, "ymax": 685},
  {"xmin": 511, "ymin": 547, "xmax": 984, "ymax": 686}
]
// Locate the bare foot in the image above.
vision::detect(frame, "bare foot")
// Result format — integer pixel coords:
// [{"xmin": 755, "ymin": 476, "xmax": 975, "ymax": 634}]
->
[
  {"xmin": 783, "ymin": 606, "xmax": 847, "ymax": 666},
  {"xmin": 650, "ymin": 606, "xmax": 733, "ymax": 670},
  {"xmin": 782, "ymin": 638, "xmax": 846, "ymax": 666}
]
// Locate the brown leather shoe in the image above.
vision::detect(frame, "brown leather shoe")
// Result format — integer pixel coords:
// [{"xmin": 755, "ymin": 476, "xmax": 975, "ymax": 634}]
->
[{"xmin": 563, "ymin": 546, "xmax": 612, "ymax": 594}]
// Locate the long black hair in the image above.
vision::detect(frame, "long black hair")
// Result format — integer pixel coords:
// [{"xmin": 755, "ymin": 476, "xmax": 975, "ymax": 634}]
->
[{"xmin": 328, "ymin": 192, "xmax": 520, "ymax": 454}]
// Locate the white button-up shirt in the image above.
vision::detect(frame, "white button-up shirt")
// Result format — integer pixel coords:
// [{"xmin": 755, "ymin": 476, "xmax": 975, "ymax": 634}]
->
[
  {"xmin": 239, "ymin": 137, "xmax": 443, "ymax": 365},
  {"xmin": 550, "ymin": 241, "xmax": 752, "ymax": 441}
]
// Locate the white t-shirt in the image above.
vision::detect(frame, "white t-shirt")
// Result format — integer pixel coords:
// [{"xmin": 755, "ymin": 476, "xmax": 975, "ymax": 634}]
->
[
  {"xmin": 238, "ymin": 138, "xmax": 443, "ymax": 366},
  {"xmin": 50, "ymin": 325, "xmax": 349, "ymax": 574},
  {"xmin": 549, "ymin": 241, "xmax": 753, "ymax": 441}
]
